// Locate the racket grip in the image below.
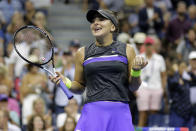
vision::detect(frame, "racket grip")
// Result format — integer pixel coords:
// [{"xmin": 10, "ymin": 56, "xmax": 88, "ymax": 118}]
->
[{"xmin": 59, "ymin": 79, "xmax": 73, "ymax": 99}]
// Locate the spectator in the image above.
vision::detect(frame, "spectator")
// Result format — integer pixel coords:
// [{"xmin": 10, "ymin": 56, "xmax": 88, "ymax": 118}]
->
[
  {"xmin": 99, "ymin": 0, "xmax": 124, "ymax": 12},
  {"xmin": 69, "ymin": 39, "xmax": 81, "ymax": 56},
  {"xmin": 138, "ymin": 0, "xmax": 164, "ymax": 38},
  {"xmin": 20, "ymin": 55, "xmax": 47, "ymax": 125},
  {"xmin": 32, "ymin": 97, "xmax": 46, "ymax": 116},
  {"xmin": 29, "ymin": 0, "xmax": 51, "ymax": 15},
  {"xmin": 154, "ymin": 0, "xmax": 172, "ymax": 10},
  {"xmin": 119, "ymin": 18, "xmax": 131, "ymax": 34},
  {"xmin": 166, "ymin": 1, "xmax": 191, "ymax": 48},
  {"xmin": 5, "ymin": 11, "xmax": 25, "ymax": 56},
  {"xmin": 124, "ymin": 0, "xmax": 144, "ymax": 7},
  {"xmin": 188, "ymin": 5, "xmax": 196, "ymax": 26},
  {"xmin": 0, "ymin": 11, "xmax": 5, "ymax": 55},
  {"xmin": 32, "ymin": 97, "xmax": 53, "ymax": 131},
  {"xmin": 168, "ymin": 62, "xmax": 194, "ymax": 130},
  {"xmin": 0, "ymin": 43, "xmax": 5, "ymax": 64},
  {"xmin": 177, "ymin": 29, "xmax": 196, "ymax": 62},
  {"xmin": 0, "ymin": 109, "xmax": 21, "ymax": 131},
  {"xmin": 128, "ymin": 8, "xmax": 140, "ymax": 35},
  {"xmin": 82, "ymin": 0, "xmax": 100, "ymax": 11},
  {"xmin": 136, "ymin": 37, "xmax": 167, "ymax": 126},
  {"xmin": 33, "ymin": 11, "xmax": 47, "ymax": 30},
  {"xmin": 117, "ymin": 32, "xmax": 130, "ymax": 44},
  {"xmin": 0, "ymin": 84, "xmax": 20, "ymax": 117},
  {"xmin": 59, "ymin": 115, "xmax": 77, "ymax": 131},
  {"xmin": 162, "ymin": 11, "xmax": 171, "ymax": 39},
  {"xmin": 0, "ymin": 10, "xmax": 6, "ymax": 26},
  {"xmin": 184, "ymin": 51, "xmax": 196, "ymax": 127},
  {"xmin": 57, "ymin": 98, "xmax": 81, "ymax": 128},
  {"xmin": 27, "ymin": 114, "xmax": 46, "ymax": 131},
  {"xmin": 131, "ymin": 32, "xmax": 146, "ymax": 55},
  {"xmin": 7, "ymin": 30, "xmax": 37, "ymax": 100},
  {"xmin": 0, "ymin": 64, "xmax": 13, "ymax": 95},
  {"xmin": 20, "ymin": 55, "xmax": 47, "ymax": 101},
  {"xmin": 24, "ymin": 0, "xmax": 36, "ymax": 25},
  {"xmin": 0, "ymin": 0, "xmax": 22, "ymax": 23}
]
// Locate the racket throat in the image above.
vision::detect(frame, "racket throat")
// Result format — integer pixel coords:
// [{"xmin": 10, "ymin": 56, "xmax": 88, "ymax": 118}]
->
[{"xmin": 43, "ymin": 67, "xmax": 55, "ymax": 76}]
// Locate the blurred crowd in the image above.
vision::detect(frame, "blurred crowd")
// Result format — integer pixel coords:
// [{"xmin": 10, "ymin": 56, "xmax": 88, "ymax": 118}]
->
[{"xmin": 0, "ymin": 0, "xmax": 196, "ymax": 131}]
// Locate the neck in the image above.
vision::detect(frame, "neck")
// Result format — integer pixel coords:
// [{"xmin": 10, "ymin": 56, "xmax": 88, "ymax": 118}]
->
[
  {"xmin": 95, "ymin": 34, "xmax": 113, "ymax": 47},
  {"xmin": 146, "ymin": 52, "xmax": 153, "ymax": 58}
]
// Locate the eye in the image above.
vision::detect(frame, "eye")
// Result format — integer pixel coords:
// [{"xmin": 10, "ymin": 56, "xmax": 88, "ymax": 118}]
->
[{"xmin": 91, "ymin": 18, "xmax": 96, "ymax": 23}]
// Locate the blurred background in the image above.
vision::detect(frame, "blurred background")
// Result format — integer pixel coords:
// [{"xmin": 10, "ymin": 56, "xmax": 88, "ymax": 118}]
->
[{"xmin": 0, "ymin": 0, "xmax": 196, "ymax": 131}]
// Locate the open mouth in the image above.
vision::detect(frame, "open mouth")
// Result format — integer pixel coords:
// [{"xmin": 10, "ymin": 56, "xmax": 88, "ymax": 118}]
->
[{"xmin": 94, "ymin": 27, "xmax": 102, "ymax": 32}]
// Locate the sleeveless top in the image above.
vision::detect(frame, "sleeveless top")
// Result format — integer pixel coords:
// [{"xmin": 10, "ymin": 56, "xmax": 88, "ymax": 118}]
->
[{"xmin": 83, "ymin": 41, "xmax": 130, "ymax": 103}]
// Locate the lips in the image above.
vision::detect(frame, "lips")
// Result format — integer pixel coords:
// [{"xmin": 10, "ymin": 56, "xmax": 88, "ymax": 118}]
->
[{"xmin": 94, "ymin": 27, "xmax": 102, "ymax": 32}]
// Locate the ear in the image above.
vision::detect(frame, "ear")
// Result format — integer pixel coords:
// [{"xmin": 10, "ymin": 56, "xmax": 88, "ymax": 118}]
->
[{"xmin": 110, "ymin": 24, "xmax": 116, "ymax": 32}]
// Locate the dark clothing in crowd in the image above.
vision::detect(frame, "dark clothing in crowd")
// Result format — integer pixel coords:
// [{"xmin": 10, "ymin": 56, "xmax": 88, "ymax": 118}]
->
[
  {"xmin": 168, "ymin": 72, "xmax": 194, "ymax": 130},
  {"xmin": 168, "ymin": 72, "xmax": 192, "ymax": 120},
  {"xmin": 138, "ymin": 6, "xmax": 164, "ymax": 37},
  {"xmin": 166, "ymin": 17, "xmax": 191, "ymax": 43}
]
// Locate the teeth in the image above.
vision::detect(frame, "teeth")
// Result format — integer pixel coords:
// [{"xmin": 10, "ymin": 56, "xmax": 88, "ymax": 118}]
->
[{"xmin": 95, "ymin": 28, "xmax": 101, "ymax": 31}]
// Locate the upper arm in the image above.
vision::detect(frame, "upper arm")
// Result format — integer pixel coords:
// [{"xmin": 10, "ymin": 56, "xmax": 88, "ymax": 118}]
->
[
  {"xmin": 126, "ymin": 44, "xmax": 136, "ymax": 76},
  {"xmin": 74, "ymin": 47, "xmax": 85, "ymax": 85}
]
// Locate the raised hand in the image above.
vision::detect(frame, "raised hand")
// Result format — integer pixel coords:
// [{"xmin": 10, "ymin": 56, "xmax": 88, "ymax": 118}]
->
[{"xmin": 132, "ymin": 56, "xmax": 148, "ymax": 70}]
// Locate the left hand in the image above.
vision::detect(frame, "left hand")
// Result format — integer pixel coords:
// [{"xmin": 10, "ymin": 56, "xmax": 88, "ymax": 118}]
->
[{"xmin": 132, "ymin": 56, "xmax": 148, "ymax": 70}]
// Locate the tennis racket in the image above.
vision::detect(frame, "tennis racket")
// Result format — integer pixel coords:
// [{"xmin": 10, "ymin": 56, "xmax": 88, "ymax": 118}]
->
[{"xmin": 13, "ymin": 25, "xmax": 73, "ymax": 99}]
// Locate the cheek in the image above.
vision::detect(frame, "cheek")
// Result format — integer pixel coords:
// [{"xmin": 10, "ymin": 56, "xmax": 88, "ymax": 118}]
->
[{"xmin": 90, "ymin": 24, "xmax": 93, "ymax": 30}]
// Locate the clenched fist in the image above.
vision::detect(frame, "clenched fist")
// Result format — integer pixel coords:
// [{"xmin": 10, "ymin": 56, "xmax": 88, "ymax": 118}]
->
[{"xmin": 132, "ymin": 56, "xmax": 148, "ymax": 70}]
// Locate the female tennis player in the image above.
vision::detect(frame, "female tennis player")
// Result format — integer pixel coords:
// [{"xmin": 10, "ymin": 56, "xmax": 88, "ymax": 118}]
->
[{"xmin": 51, "ymin": 9, "xmax": 147, "ymax": 131}]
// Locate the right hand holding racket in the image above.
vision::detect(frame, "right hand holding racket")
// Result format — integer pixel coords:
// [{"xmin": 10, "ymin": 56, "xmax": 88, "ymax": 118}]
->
[
  {"xmin": 49, "ymin": 72, "xmax": 63, "ymax": 84},
  {"xmin": 49, "ymin": 72, "xmax": 71, "ymax": 89},
  {"xmin": 49, "ymin": 72, "xmax": 73, "ymax": 99}
]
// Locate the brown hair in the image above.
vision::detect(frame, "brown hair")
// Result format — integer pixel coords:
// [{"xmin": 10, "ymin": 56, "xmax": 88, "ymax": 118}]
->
[
  {"xmin": 59, "ymin": 115, "xmax": 77, "ymax": 131},
  {"xmin": 27, "ymin": 114, "xmax": 46, "ymax": 131}
]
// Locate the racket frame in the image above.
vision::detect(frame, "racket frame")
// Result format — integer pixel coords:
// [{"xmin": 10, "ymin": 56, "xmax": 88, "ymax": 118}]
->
[{"xmin": 13, "ymin": 25, "xmax": 73, "ymax": 99}]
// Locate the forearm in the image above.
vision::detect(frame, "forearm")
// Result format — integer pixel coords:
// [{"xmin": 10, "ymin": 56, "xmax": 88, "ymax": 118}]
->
[
  {"xmin": 129, "ymin": 77, "xmax": 142, "ymax": 92},
  {"xmin": 65, "ymin": 80, "xmax": 85, "ymax": 94}
]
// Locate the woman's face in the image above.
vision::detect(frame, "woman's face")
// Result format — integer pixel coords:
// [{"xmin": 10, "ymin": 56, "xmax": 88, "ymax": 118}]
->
[
  {"xmin": 90, "ymin": 17, "xmax": 115, "ymax": 38},
  {"xmin": 34, "ymin": 100, "xmax": 45, "ymax": 114},
  {"xmin": 65, "ymin": 117, "xmax": 75, "ymax": 131},
  {"xmin": 33, "ymin": 116, "xmax": 44, "ymax": 130}
]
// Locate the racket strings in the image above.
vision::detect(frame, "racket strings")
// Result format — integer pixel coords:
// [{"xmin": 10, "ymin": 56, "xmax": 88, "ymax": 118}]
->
[{"xmin": 14, "ymin": 27, "xmax": 53, "ymax": 65}]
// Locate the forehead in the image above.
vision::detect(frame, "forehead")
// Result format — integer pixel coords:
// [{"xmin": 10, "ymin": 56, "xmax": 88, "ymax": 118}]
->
[{"xmin": 91, "ymin": 14, "xmax": 108, "ymax": 21}]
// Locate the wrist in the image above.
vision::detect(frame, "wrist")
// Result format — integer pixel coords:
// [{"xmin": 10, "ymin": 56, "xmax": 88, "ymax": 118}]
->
[{"xmin": 131, "ymin": 69, "xmax": 141, "ymax": 77}]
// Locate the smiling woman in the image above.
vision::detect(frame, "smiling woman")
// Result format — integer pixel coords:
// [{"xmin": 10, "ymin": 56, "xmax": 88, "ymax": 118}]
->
[{"xmin": 50, "ymin": 9, "xmax": 148, "ymax": 131}]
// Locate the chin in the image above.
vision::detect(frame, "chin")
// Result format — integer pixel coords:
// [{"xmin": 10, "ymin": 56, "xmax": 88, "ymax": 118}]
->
[{"xmin": 92, "ymin": 31, "xmax": 106, "ymax": 38}]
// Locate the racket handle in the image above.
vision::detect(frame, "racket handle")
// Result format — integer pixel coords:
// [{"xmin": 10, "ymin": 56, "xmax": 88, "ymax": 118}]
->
[{"xmin": 59, "ymin": 79, "xmax": 73, "ymax": 99}]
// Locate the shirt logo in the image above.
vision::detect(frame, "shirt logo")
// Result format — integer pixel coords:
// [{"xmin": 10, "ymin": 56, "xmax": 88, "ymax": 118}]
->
[{"xmin": 112, "ymin": 50, "xmax": 116, "ymax": 53}]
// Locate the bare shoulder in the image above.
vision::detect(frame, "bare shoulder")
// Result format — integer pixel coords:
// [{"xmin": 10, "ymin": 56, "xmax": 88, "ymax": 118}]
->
[{"xmin": 75, "ymin": 47, "xmax": 85, "ymax": 64}]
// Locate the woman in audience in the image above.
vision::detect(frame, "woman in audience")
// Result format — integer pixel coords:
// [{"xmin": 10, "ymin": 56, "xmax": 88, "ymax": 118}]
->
[
  {"xmin": 59, "ymin": 115, "xmax": 77, "ymax": 131},
  {"xmin": 27, "ymin": 114, "xmax": 46, "ymax": 131}
]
